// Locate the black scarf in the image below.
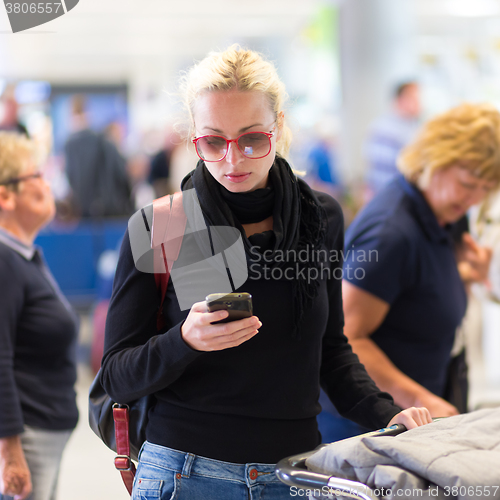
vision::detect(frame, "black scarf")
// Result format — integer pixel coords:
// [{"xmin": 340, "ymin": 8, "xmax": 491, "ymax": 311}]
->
[
  {"xmin": 180, "ymin": 157, "xmax": 326, "ymax": 336},
  {"xmin": 219, "ymin": 183, "xmax": 274, "ymax": 224}
]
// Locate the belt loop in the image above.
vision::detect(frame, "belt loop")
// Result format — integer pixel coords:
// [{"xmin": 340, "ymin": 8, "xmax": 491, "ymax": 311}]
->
[{"xmin": 181, "ymin": 453, "xmax": 195, "ymax": 478}]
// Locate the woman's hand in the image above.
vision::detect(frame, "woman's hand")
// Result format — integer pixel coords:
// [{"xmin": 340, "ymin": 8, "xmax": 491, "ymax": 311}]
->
[
  {"xmin": 0, "ymin": 436, "xmax": 32, "ymax": 500},
  {"xmin": 181, "ymin": 301, "xmax": 261, "ymax": 351},
  {"xmin": 457, "ymin": 232, "xmax": 492, "ymax": 286},
  {"xmin": 388, "ymin": 407, "xmax": 432, "ymax": 430}
]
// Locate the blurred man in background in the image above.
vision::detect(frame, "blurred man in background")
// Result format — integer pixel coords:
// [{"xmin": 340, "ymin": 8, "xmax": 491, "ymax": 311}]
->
[
  {"xmin": 64, "ymin": 96, "xmax": 132, "ymax": 218},
  {"xmin": 365, "ymin": 81, "xmax": 421, "ymax": 197}
]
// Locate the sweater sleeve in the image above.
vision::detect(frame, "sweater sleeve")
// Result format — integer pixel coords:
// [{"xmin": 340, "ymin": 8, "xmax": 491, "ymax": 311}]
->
[
  {"xmin": 100, "ymin": 227, "xmax": 203, "ymax": 403},
  {"xmin": 317, "ymin": 193, "xmax": 402, "ymax": 430},
  {"xmin": 0, "ymin": 250, "xmax": 25, "ymax": 438}
]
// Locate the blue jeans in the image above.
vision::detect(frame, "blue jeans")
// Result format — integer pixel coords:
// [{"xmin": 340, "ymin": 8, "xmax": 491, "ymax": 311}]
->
[{"xmin": 132, "ymin": 441, "xmax": 296, "ymax": 500}]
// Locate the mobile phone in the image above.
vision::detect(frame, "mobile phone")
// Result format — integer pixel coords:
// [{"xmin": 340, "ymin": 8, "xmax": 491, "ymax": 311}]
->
[{"xmin": 206, "ymin": 293, "xmax": 253, "ymax": 324}]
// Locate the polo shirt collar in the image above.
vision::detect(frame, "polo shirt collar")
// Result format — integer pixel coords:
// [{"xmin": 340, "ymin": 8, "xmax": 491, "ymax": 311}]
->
[
  {"xmin": 0, "ymin": 227, "xmax": 36, "ymax": 260},
  {"xmin": 397, "ymin": 176, "xmax": 452, "ymax": 244}
]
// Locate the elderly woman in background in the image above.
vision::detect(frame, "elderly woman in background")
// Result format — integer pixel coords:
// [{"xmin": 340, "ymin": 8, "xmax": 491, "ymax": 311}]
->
[
  {"xmin": 0, "ymin": 132, "xmax": 78, "ymax": 500},
  {"xmin": 321, "ymin": 103, "xmax": 500, "ymax": 441}
]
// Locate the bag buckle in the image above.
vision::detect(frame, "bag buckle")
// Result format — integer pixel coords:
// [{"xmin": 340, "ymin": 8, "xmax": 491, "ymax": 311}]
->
[
  {"xmin": 112, "ymin": 403, "xmax": 130, "ymax": 410},
  {"xmin": 114, "ymin": 455, "xmax": 133, "ymax": 471}
]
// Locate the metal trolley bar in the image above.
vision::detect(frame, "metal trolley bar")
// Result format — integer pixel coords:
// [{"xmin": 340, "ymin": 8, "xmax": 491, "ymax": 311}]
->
[{"xmin": 275, "ymin": 424, "xmax": 407, "ymax": 500}]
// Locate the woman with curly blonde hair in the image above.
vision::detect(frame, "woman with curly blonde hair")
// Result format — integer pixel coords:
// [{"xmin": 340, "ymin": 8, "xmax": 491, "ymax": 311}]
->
[
  {"xmin": 325, "ymin": 103, "xmax": 500, "ymax": 441},
  {"xmin": 399, "ymin": 103, "xmax": 500, "ymax": 189}
]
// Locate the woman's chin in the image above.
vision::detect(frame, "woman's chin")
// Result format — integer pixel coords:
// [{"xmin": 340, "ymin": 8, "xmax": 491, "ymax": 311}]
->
[{"xmin": 221, "ymin": 180, "xmax": 254, "ymax": 193}]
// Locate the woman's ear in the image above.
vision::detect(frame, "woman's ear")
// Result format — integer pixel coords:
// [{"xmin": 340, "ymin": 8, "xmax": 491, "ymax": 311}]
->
[
  {"xmin": 0, "ymin": 186, "xmax": 17, "ymax": 212},
  {"xmin": 277, "ymin": 111, "xmax": 284, "ymax": 141}
]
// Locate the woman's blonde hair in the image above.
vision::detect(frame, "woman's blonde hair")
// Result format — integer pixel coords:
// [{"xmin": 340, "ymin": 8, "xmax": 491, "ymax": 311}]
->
[
  {"xmin": 179, "ymin": 44, "xmax": 292, "ymax": 158},
  {"xmin": 0, "ymin": 132, "xmax": 34, "ymax": 192},
  {"xmin": 398, "ymin": 103, "xmax": 500, "ymax": 188}
]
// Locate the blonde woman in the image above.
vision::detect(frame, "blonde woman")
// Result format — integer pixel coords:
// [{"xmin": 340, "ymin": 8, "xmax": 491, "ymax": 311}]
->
[
  {"xmin": 0, "ymin": 133, "xmax": 78, "ymax": 500},
  {"xmin": 331, "ymin": 103, "xmax": 500, "ymax": 440},
  {"xmin": 100, "ymin": 46, "xmax": 431, "ymax": 500}
]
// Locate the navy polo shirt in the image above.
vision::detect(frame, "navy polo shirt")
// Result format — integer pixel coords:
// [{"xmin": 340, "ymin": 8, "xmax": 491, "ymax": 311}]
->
[{"xmin": 343, "ymin": 176, "xmax": 467, "ymax": 397}]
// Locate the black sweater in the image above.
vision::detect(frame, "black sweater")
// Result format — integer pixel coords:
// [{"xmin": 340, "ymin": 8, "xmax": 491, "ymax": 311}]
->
[
  {"xmin": 100, "ymin": 192, "xmax": 400, "ymax": 463},
  {"xmin": 0, "ymin": 230, "xmax": 79, "ymax": 438}
]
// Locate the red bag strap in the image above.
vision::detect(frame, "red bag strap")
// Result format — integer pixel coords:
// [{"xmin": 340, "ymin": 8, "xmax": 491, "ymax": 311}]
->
[
  {"xmin": 152, "ymin": 192, "xmax": 187, "ymax": 329},
  {"xmin": 112, "ymin": 192, "xmax": 187, "ymax": 493},
  {"xmin": 113, "ymin": 404, "xmax": 137, "ymax": 495}
]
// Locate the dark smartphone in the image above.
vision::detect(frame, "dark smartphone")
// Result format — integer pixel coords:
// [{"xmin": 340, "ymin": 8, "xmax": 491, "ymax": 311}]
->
[{"xmin": 206, "ymin": 293, "xmax": 253, "ymax": 324}]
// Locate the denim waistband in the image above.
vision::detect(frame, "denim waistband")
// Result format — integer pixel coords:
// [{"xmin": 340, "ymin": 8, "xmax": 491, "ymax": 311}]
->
[{"xmin": 139, "ymin": 441, "xmax": 282, "ymax": 487}]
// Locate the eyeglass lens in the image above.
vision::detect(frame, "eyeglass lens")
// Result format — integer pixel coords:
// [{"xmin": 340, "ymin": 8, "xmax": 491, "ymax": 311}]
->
[{"xmin": 196, "ymin": 132, "xmax": 271, "ymax": 161}]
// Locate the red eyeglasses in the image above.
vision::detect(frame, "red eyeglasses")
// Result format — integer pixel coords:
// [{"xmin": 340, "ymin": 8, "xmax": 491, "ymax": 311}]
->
[
  {"xmin": 0, "ymin": 172, "xmax": 43, "ymax": 186},
  {"xmin": 192, "ymin": 128, "xmax": 275, "ymax": 162}
]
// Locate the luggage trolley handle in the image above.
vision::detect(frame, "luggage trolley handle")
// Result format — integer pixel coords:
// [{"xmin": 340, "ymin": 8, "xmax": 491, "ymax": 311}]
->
[{"xmin": 275, "ymin": 424, "xmax": 407, "ymax": 500}]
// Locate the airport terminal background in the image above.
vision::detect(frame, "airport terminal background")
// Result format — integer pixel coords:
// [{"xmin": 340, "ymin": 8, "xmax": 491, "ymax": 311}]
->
[{"xmin": 2, "ymin": 0, "xmax": 500, "ymax": 498}]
